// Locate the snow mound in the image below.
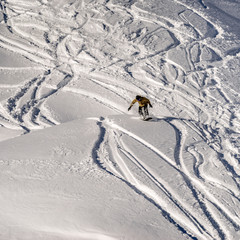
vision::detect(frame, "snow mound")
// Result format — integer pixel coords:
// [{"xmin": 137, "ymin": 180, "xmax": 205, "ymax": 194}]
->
[{"xmin": 1, "ymin": 0, "xmax": 240, "ymax": 239}]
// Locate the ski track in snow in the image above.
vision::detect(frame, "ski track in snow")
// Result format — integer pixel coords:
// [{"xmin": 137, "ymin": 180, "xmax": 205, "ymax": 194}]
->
[
  {"xmin": 1, "ymin": 0, "xmax": 240, "ymax": 239},
  {"xmin": 93, "ymin": 117, "xmax": 239, "ymax": 240}
]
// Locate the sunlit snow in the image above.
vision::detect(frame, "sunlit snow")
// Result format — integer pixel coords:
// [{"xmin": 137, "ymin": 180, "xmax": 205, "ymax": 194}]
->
[{"xmin": 0, "ymin": 0, "xmax": 240, "ymax": 239}]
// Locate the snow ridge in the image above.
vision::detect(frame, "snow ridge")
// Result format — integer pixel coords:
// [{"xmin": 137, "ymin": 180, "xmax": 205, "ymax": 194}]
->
[{"xmin": 1, "ymin": 0, "xmax": 240, "ymax": 239}]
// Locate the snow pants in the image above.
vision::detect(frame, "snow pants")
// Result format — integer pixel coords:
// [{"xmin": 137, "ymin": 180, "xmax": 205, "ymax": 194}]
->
[{"xmin": 139, "ymin": 105, "xmax": 149, "ymax": 118}]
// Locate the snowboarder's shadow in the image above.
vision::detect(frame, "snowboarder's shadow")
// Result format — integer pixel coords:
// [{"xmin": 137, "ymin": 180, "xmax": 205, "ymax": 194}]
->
[{"xmin": 148, "ymin": 116, "xmax": 198, "ymax": 124}]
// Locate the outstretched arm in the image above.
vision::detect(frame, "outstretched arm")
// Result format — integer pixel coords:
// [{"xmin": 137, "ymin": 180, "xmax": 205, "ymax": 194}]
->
[
  {"xmin": 128, "ymin": 99, "xmax": 137, "ymax": 111},
  {"xmin": 146, "ymin": 98, "xmax": 152, "ymax": 108}
]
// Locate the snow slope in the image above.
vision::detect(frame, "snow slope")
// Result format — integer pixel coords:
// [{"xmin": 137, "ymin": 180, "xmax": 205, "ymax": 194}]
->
[{"xmin": 0, "ymin": 0, "xmax": 240, "ymax": 239}]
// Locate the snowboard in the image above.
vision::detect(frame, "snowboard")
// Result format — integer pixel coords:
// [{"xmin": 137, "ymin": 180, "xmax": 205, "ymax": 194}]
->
[{"xmin": 142, "ymin": 117, "xmax": 152, "ymax": 121}]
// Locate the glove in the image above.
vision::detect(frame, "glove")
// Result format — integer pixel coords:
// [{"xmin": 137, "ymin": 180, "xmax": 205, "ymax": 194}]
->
[{"xmin": 128, "ymin": 106, "xmax": 132, "ymax": 111}]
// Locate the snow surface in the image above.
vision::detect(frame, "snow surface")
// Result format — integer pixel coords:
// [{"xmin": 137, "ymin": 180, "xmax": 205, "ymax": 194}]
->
[{"xmin": 0, "ymin": 0, "xmax": 240, "ymax": 239}]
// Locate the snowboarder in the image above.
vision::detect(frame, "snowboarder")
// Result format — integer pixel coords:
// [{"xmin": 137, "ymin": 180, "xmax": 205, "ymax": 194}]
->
[{"xmin": 128, "ymin": 95, "xmax": 153, "ymax": 119}]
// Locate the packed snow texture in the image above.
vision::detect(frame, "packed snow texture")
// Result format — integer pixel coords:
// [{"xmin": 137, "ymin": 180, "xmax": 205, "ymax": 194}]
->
[{"xmin": 0, "ymin": 0, "xmax": 240, "ymax": 239}]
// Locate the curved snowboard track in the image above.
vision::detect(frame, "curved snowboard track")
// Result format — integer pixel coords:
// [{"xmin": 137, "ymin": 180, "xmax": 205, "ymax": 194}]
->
[
  {"xmin": 0, "ymin": 0, "xmax": 240, "ymax": 239},
  {"xmin": 92, "ymin": 116, "xmax": 240, "ymax": 240}
]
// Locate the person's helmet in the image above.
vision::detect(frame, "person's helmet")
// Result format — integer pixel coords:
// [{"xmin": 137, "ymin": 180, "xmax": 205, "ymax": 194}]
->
[{"xmin": 136, "ymin": 95, "xmax": 141, "ymax": 101}]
